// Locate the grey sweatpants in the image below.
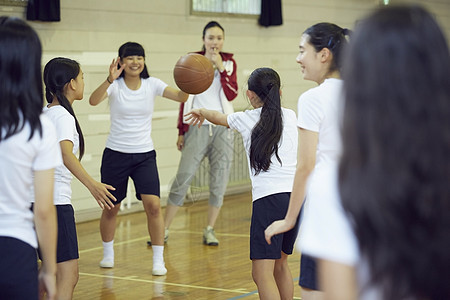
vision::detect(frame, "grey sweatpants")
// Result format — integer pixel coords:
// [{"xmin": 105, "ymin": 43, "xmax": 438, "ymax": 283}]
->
[{"xmin": 168, "ymin": 124, "xmax": 234, "ymax": 207}]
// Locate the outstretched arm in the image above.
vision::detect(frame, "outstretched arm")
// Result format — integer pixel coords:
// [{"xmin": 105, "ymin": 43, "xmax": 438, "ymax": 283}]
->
[
  {"xmin": 265, "ymin": 128, "xmax": 318, "ymax": 244},
  {"xmin": 184, "ymin": 108, "xmax": 229, "ymax": 128},
  {"xmin": 89, "ymin": 57, "xmax": 126, "ymax": 106},
  {"xmin": 60, "ymin": 140, "xmax": 116, "ymax": 209},
  {"xmin": 162, "ymin": 86, "xmax": 189, "ymax": 103}
]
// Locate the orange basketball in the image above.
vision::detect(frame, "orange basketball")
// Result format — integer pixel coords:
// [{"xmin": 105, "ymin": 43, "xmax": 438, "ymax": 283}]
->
[{"xmin": 173, "ymin": 53, "xmax": 214, "ymax": 94}]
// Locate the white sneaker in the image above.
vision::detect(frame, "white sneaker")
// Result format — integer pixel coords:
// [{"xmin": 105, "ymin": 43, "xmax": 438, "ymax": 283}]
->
[
  {"xmin": 152, "ymin": 264, "xmax": 167, "ymax": 276},
  {"xmin": 203, "ymin": 227, "xmax": 219, "ymax": 246},
  {"xmin": 99, "ymin": 257, "xmax": 114, "ymax": 268}
]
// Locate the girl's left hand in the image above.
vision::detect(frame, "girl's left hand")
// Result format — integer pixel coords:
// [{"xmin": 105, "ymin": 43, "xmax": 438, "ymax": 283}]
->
[{"xmin": 184, "ymin": 109, "xmax": 205, "ymax": 128}]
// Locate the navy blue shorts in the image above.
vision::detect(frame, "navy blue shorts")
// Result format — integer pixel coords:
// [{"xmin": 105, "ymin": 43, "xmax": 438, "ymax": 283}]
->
[
  {"xmin": 32, "ymin": 204, "xmax": 79, "ymax": 263},
  {"xmin": 250, "ymin": 192, "xmax": 300, "ymax": 260},
  {"xmin": 298, "ymin": 201, "xmax": 319, "ymax": 290},
  {"xmin": 101, "ymin": 148, "xmax": 160, "ymax": 202},
  {"xmin": 0, "ymin": 237, "xmax": 38, "ymax": 299},
  {"xmin": 299, "ymin": 254, "xmax": 318, "ymax": 290},
  {"xmin": 55, "ymin": 204, "xmax": 79, "ymax": 263}
]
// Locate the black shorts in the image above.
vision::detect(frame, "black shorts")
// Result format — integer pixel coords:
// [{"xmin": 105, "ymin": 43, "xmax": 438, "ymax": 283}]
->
[
  {"xmin": 0, "ymin": 237, "xmax": 38, "ymax": 299},
  {"xmin": 55, "ymin": 204, "xmax": 79, "ymax": 263},
  {"xmin": 250, "ymin": 192, "xmax": 300, "ymax": 260},
  {"xmin": 101, "ymin": 148, "xmax": 160, "ymax": 202},
  {"xmin": 298, "ymin": 201, "xmax": 319, "ymax": 290},
  {"xmin": 32, "ymin": 204, "xmax": 79, "ymax": 263},
  {"xmin": 299, "ymin": 254, "xmax": 318, "ymax": 290}
]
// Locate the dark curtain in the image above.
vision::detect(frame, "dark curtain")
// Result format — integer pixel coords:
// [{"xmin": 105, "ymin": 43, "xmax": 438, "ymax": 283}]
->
[
  {"xmin": 259, "ymin": 0, "xmax": 283, "ymax": 27},
  {"xmin": 26, "ymin": 0, "xmax": 60, "ymax": 22}
]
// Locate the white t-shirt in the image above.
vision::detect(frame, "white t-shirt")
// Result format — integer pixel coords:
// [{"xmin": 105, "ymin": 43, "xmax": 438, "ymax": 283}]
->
[
  {"xmin": 192, "ymin": 70, "xmax": 223, "ymax": 125},
  {"xmin": 106, "ymin": 77, "xmax": 168, "ymax": 153},
  {"xmin": 42, "ymin": 105, "xmax": 79, "ymax": 205},
  {"xmin": 0, "ymin": 115, "xmax": 62, "ymax": 248},
  {"xmin": 227, "ymin": 107, "xmax": 298, "ymax": 201},
  {"xmin": 299, "ymin": 164, "xmax": 382, "ymax": 300},
  {"xmin": 297, "ymin": 78, "xmax": 343, "ymax": 224},
  {"xmin": 299, "ymin": 164, "xmax": 359, "ymax": 265}
]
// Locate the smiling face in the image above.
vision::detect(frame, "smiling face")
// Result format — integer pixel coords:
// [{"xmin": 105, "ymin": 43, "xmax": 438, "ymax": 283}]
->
[
  {"xmin": 296, "ymin": 34, "xmax": 323, "ymax": 83},
  {"xmin": 120, "ymin": 55, "xmax": 145, "ymax": 77}
]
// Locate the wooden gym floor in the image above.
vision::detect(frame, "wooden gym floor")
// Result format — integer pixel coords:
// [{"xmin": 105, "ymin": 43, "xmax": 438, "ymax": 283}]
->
[{"xmin": 73, "ymin": 191, "xmax": 302, "ymax": 299}]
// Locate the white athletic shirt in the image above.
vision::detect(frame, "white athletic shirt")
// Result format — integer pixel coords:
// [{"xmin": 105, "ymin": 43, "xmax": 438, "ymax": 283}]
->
[
  {"xmin": 106, "ymin": 77, "xmax": 168, "ymax": 153},
  {"xmin": 227, "ymin": 107, "xmax": 298, "ymax": 201},
  {"xmin": 296, "ymin": 78, "xmax": 343, "ymax": 230},
  {"xmin": 42, "ymin": 105, "xmax": 79, "ymax": 205},
  {"xmin": 299, "ymin": 164, "xmax": 382, "ymax": 299},
  {"xmin": 0, "ymin": 115, "xmax": 61, "ymax": 248}
]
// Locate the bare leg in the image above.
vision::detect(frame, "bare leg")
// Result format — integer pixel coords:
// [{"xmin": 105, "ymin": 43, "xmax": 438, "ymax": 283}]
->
[
  {"xmin": 100, "ymin": 202, "xmax": 121, "ymax": 242},
  {"xmin": 207, "ymin": 205, "xmax": 221, "ymax": 228},
  {"xmin": 301, "ymin": 288, "xmax": 326, "ymax": 300},
  {"xmin": 274, "ymin": 252, "xmax": 294, "ymax": 300},
  {"xmin": 252, "ymin": 259, "xmax": 280, "ymax": 300},
  {"xmin": 142, "ymin": 194, "xmax": 164, "ymax": 245},
  {"xmin": 318, "ymin": 259, "xmax": 358, "ymax": 300},
  {"xmin": 163, "ymin": 204, "xmax": 180, "ymax": 229},
  {"xmin": 56, "ymin": 259, "xmax": 79, "ymax": 300}
]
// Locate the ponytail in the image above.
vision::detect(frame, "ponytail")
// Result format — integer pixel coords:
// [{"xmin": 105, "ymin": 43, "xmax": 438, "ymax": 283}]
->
[
  {"xmin": 248, "ymin": 68, "xmax": 283, "ymax": 175},
  {"xmin": 304, "ymin": 23, "xmax": 351, "ymax": 72},
  {"xmin": 43, "ymin": 57, "xmax": 85, "ymax": 160}
]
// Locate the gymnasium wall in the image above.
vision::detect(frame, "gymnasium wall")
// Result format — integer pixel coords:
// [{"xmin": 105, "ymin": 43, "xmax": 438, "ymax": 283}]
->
[{"xmin": 1, "ymin": 0, "xmax": 449, "ymax": 222}]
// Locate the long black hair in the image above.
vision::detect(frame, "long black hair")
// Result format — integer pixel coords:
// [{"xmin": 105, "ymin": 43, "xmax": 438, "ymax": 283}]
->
[
  {"xmin": 118, "ymin": 42, "xmax": 150, "ymax": 78},
  {"xmin": 43, "ymin": 57, "xmax": 85, "ymax": 160},
  {"xmin": 0, "ymin": 16, "xmax": 43, "ymax": 141},
  {"xmin": 340, "ymin": 5, "xmax": 450, "ymax": 299},
  {"xmin": 304, "ymin": 22, "xmax": 350, "ymax": 73},
  {"xmin": 248, "ymin": 68, "xmax": 282, "ymax": 175}
]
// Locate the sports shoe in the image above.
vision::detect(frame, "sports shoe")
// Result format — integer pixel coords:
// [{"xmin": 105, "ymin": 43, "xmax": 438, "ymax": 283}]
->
[
  {"xmin": 203, "ymin": 227, "xmax": 219, "ymax": 246},
  {"xmin": 99, "ymin": 257, "xmax": 114, "ymax": 268},
  {"xmin": 147, "ymin": 228, "xmax": 169, "ymax": 246},
  {"xmin": 152, "ymin": 263, "xmax": 167, "ymax": 276}
]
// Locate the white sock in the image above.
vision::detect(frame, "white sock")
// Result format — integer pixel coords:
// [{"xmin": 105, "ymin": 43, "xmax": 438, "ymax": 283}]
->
[
  {"xmin": 206, "ymin": 225, "xmax": 213, "ymax": 231},
  {"xmin": 102, "ymin": 240, "xmax": 114, "ymax": 259},
  {"xmin": 152, "ymin": 245, "xmax": 165, "ymax": 266}
]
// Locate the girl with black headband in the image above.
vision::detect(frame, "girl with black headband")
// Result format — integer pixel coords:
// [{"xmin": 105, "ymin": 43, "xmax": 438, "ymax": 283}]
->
[
  {"xmin": 89, "ymin": 42, "xmax": 188, "ymax": 276},
  {"xmin": 264, "ymin": 23, "xmax": 350, "ymax": 300}
]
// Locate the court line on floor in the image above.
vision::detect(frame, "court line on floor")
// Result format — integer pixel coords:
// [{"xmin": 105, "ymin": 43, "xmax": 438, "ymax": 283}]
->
[
  {"xmin": 226, "ymin": 277, "xmax": 301, "ymax": 300},
  {"xmin": 79, "ymin": 230, "xmax": 250, "ymax": 254},
  {"xmin": 79, "ymin": 272, "xmax": 252, "ymax": 295}
]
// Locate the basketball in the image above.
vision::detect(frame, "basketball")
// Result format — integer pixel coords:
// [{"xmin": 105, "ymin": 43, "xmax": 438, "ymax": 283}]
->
[{"xmin": 173, "ymin": 53, "xmax": 214, "ymax": 94}]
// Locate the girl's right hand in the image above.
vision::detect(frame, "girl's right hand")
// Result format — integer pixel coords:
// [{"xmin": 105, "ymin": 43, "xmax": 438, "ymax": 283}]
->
[
  {"xmin": 89, "ymin": 181, "xmax": 117, "ymax": 210},
  {"xmin": 108, "ymin": 57, "xmax": 126, "ymax": 83},
  {"xmin": 184, "ymin": 109, "xmax": 205, "ymax": 128}
]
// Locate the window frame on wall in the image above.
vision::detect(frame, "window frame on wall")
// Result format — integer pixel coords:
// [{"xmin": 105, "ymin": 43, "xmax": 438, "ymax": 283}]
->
[
  {"xmin": 0, "ymin": 0, "xmax": 27, "ymax": 6},
  {"xmin": 191, "ymin": 0, "xmax": 261, "ymax": 19}
]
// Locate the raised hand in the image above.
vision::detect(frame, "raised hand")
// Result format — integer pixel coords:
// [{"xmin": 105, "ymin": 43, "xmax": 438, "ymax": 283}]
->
[
  {"xmin": 208, "ymin": 47, "xmax": 224, "ymax": 71},
  {"xmin": 107, "ymin": 57, "xmax": 126, "ymax": 83}
]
